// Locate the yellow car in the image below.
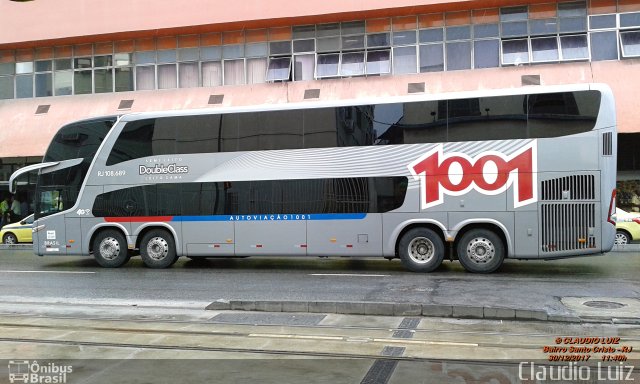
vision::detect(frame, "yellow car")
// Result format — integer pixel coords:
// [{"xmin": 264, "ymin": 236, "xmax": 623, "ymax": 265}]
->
[
  {"xmin": 615, "ymin": 208, "xmax": 640, "ymax": 245},
  {"xmin": 0, "ymin": 214, "xmax": 33, "ymax": 244}
]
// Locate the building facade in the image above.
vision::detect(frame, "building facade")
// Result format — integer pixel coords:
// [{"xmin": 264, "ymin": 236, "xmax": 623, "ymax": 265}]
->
[{"xmin": 1, "ymin": 0, "xmax": 640, "ymax": 211}]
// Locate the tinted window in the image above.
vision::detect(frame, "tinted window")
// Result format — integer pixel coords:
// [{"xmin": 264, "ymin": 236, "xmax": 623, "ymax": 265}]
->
[
  {"xmin": 447, "ymin": 95, "xmax": 527, "ymax": 142},
  {"xmin": 37, "ymin": 117, "xmax": 117, "ymax": 219},
  {"xmin": 92, "ymin": 177, "xmax": 407, "ymax": 216},
  {"xmin": 35, "ymin": 162, "xmax": 88, "ymax": 219},
  {"xmin": 104, "ymin": 90, "xmax": 600, "ymax": 163},
  {"xmin": 238, "ymin": 110, "xmax": 303, "ymax": 151},
  {"xmin": 106, "ymin": 119, "xmax": 156, "ymax": 165},
  {"xmin": 527, "ymin": 91, "xmax": 600, "ymax": 138},
  {"xmin": 375, "ymin": 100, "xmax": 445, "ymax": 145},
  {"xmin": 44, "ymin": 118, "xmax": 116, "ymax": 162},
  {"xmin": 303, "ymin": 108, "xmax": 337, "ymax": 148}
]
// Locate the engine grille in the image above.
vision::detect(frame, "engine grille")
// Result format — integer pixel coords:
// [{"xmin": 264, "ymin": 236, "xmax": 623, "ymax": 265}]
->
[
  {"xmin": 541, "ymin": 175, "xmax": 595, "ymax": 201},
  {"xmin": 541, "ymin": 203, "xmax": 596, "ymax": 253}
]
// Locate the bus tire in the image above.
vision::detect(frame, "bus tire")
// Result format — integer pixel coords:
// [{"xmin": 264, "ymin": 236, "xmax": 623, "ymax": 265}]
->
[
  {"xmin": 140, "ymin": 229, "xmax": 177, "ymax": 269},
  {"xmin": 398, "ymin": 228, "xmax": 444, "ymax": 272},
  {"xmin": 92, "ymin": 229, "xmax": 129, "ymax": 268},
  {"xmin": 456, "ymin": 229, "xmax": 504, "ymax": 273}
]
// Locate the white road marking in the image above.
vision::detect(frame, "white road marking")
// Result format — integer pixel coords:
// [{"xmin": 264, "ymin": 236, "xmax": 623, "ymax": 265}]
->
[
  {"xmin": 0, "ymin": 270, "xmax": 96, "ymax": 274},
  {"xmin": 249, "ymin": 333, "xmax": 343, "ymax": 341},
  {"xmin": 310, "ymin": 273, "xmax": 389, "ymax": 277},
  {"xmin": 248, "ymin": 333, "xmax": 478, "ymax": 347}
]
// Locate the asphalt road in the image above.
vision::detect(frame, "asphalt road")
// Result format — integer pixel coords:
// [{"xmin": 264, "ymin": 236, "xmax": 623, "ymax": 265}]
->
[{"xmin": 0, "ymin": 249, "xmax": 638, "ymax": 317}]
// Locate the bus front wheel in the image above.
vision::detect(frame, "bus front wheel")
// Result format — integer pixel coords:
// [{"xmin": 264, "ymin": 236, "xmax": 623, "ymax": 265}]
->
[
  {"xmin": 140, "ymin": 229, "xmax": 177, "ymax": 269},
  {"xmin": 456, "ymin": 229, "xmax": 505, "ymax": 273},
  {"xmin": 398, "ymin": 228, "xmax": 444, "ymax": 272},
  {"xmin": 92, "ymin": 229, "xmax": 129, "ymax": 268}
]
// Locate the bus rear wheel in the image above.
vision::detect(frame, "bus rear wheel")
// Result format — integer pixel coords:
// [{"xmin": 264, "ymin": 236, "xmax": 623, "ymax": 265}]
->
[
  {"xmin": 140, "ymin": 229, "xmax": 177, "ymax": 269},
  {"xmin": 92, "ymin": 229, "xmax": 129, "ymax": 268},
  {"xmin": 398, "ymin": 228, "xmax": 444, "ymax": 272},
  {"xmin": 456, "ymin": 229, "xmax": 504, "ymax": 273}
]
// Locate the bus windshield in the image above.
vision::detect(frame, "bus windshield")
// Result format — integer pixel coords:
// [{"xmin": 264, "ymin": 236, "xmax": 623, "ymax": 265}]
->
[{"xmin": 35, "ymin": 117, "xmax": 116, "ymax": 219}]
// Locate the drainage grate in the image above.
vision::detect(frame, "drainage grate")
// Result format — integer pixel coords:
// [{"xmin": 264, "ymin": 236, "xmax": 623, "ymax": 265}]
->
[
  {"xmin": 392, "ymin": 317, "xmax": 420, "ymax": 339},
  {"xmin": 583, "ymin": 301, "xmax": 627, "ymax": 309},
  {"xmin": 381, "ymin": 346, "xmax": 405, "ymax": 357},
  {"xmin": 209, "ymin": 312, "xmax": 325, "ymax": 326}
]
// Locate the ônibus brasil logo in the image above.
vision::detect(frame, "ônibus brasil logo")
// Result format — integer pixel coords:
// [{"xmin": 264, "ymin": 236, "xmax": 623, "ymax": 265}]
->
[{"xmin": 408, "ymin": 142, "xmax": 537, "ymax": 210}]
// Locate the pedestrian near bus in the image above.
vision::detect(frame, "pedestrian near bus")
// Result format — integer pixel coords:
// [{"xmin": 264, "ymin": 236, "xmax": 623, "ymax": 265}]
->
[
  {"xmin": 19, "ymin": 192, "xmax": 28, "ymax": 218},
  {"xmin": 0, "ymin": 194, "xmax": 10, "ymax": 228},
  {"xmin": 10, "ymin": 194, "xmax": 21, "ymax": 222}
]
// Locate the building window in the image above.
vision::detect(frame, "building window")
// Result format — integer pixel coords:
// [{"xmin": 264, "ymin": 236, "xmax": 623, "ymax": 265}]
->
[
  {"xmin": 621, "ymin": 30, "xmax": 640, "ymax": 57},
  {"xmin": 502, "ymin": 39, "xmax": 529, "ymax": 65},
  {"xmin": 135, "ymin": 66, "xmax": 155, "ymax": 90},
  {"xmin": 202, "ymin": 61, "xmax": 222, "ymax": 87},
  {"xmin": 223, "ymin": 59, "xmax": 245, "ymax": 85},
  {"xmin": 393, "ymin": 46, "xmax": 417, "ymax": 74},
  {"xmin": 366, "ymin": 50, "xmax": 390, "ymax": 75},
  {"xmin": 266, "ymin": 57, "xmax": 291, "ymax": 81},
  {"xmin": 54, "ymin": 70, "xmax": 72, "ymax": 96},
  {"xmin": 531, "ymin": 37, "xmax": 559, "ymax": 62},
  {"xmin": 316, "ymin": 53, "xmax": 339, "ymax": 78},
  {"xmin": 560, "ymin": 34, "xmax": 589, "ymax": 60},
  {"xmin": 294, "ymin": 54, "xmax": 315, "ymax": 80}
]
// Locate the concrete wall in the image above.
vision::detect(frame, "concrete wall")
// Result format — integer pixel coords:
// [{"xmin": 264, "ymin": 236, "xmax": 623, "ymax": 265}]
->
[{"xmin": 0, "ymin": 0, "xmax": 486, "ymax": 46}]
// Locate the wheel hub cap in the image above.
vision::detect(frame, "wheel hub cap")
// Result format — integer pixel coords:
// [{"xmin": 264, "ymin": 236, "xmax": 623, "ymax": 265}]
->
[
  {"xmin": 99, "ymin": 237, "xmax": 120, "ymax": 260},
  {"xmin": 466, "ymin": 237, "xmax": 495, "ymax": 264},
  {"xmin": 147, "ymin": 237, "xmax": 169, "ymax": 260},
  {"xmin": 408, "ymin": 237, "xmax": 434, "ymax": 264}
]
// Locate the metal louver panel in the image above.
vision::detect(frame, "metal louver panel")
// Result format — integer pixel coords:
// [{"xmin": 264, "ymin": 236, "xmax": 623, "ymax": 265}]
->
[
  {"xmin": 603, "ymin": 132, "xmax": 613, "ymax": 156},
  {"xmin": 541, "ymin": 203, "xmax": 596, "ymax": 253},
  {"xmin": 541, "ymin": 175, "xmax": 595, "ymax": 201}
]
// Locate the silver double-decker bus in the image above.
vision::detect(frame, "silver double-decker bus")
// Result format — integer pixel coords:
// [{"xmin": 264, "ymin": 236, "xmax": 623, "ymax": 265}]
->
[{"xmin": 10, "ymin": 83, "xmax": 617, "ymax": 273}]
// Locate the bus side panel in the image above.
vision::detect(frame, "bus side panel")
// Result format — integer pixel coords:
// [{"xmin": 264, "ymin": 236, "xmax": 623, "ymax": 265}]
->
[
  {"xmin": 514, "ymin": 211, "xmax": 539, "ymax": 258},
  {"xmin": 65, "ymin": 217, "xmax": 82, "ymax": 255},
  {"xmin": 235, "ymin": 220, "xmax": 306, "ymax": 256},
  {"xmin": 183, "ymin": 220, "xmax": 235, "ymax": 256},
  {"xmin": 307, "ymin": 214, "xmax": 382, "ymax": 256}
]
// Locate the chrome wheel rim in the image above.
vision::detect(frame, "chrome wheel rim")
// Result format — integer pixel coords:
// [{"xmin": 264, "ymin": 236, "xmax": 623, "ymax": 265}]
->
[
  {"xmin": 407, "ymin": 237, "xmax": 435, "ymax": 264},
  {"xmin": 99, "ymin": 237, "xmax": 121, "ymax": 260},
  {"xmin": 4, "ymin": 235, "xmax": 16, "ymax": 244},
  {"xmin": 146, "ymin": 237, "xmax": 169, "ymax": 260},
  {"xmin": 615, "ymin": 233, "xmax": 629, "ymax": 245},
  {"xmin": 465, "ymin": 237, "xmax": 495, "ymax": 264}
]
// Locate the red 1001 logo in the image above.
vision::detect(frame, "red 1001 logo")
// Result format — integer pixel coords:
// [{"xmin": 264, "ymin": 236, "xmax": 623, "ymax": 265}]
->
[{"xmin": 408, "ymin": 142, "xmax": 538, "ymax": 210}]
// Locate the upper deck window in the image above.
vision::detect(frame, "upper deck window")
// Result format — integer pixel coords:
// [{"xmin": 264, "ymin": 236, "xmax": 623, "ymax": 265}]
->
[
  {"xmin": 104, "ymin": 90, "xmax": 601, "ymax": 165},
  {"xmin": 44, "ymin": 118, "xmax": 116, "ymax": 162}
]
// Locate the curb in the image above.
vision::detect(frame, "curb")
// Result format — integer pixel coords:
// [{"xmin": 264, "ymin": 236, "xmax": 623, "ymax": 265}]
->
[
  {"xmin": 0, "ymin": 244, "xmax": 33, "ymax": 250},
  {"xmin": 205, "ymin": 300, "xmax": 579, "ymax": 322},
  {"xmin": 612, "ymin": 244, "xmax": 640, "ymax": 252}
]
